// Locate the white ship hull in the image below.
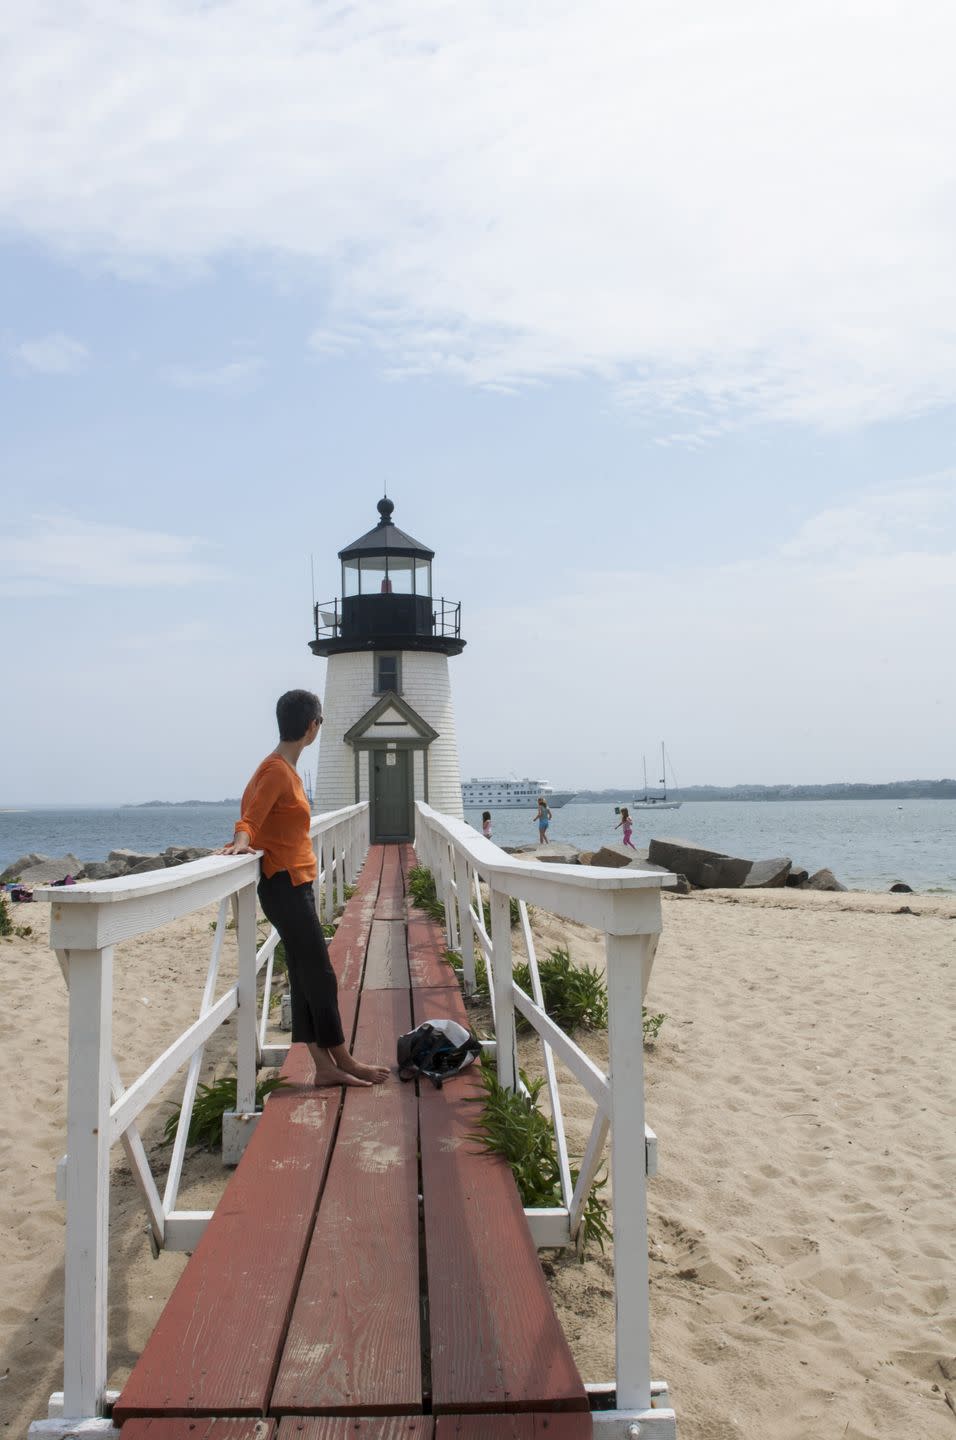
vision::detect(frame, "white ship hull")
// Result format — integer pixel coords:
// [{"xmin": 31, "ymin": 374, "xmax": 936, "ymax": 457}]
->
[{"xmin": 462, "ymin": 779, "xmax": 576, "ymax": 809}]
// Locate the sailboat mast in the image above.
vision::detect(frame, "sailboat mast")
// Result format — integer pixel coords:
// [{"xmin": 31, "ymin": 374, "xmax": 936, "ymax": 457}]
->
[
  {"xmin": 642, "ymin": 754, "xmax": 648, "ymax": 802},
  {"xmin": 660, "ymin": 741, "xmax": 667, "ymax": 801}
]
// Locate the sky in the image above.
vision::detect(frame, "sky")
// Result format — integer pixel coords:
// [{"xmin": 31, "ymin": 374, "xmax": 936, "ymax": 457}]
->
[{"xmin": 1, "ymin": 0, "xmax": 955, "ymax": 804}]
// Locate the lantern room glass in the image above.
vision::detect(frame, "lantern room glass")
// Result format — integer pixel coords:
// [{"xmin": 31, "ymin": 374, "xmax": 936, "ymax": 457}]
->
[{"xmin": 414, "ymin": 558, "xmax": 431, "ymax": 596}]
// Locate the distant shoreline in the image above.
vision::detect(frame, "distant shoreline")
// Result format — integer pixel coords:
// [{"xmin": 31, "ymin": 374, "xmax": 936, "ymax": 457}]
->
[{"xmin": 121, "ymin": 800, "xmax": 241, "ymax": 809}]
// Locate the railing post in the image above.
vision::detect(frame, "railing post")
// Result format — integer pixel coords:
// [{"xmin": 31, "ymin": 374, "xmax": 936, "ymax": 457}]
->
[
  {"xmin": 62, "ymin": 946, "xmax": 113, "ymax": 1418},
  {"xmin": 605, "ymin": 929, "xmax": 657, "ymax": 1413},
  {"xmin": 489, "ymin": 887, "xmax": 516, "ymax": 1091},
  {"xmin": 235, "ymin": 882, "xmax": 258, "ymax": 1115},
  {"xmin": 453, "ymin": 851, "xmax": 476, "ymax": 993},
  {"xmin": 335, "ymin": 830, "xmax": 345, "ymax": 909},
  {"xmin": 443, "ymin": 843, "xmax": 459, "ymax": 951},
  {"xmin": 323, "ymin": 839, "xmax": 335, "ymax": 925}
]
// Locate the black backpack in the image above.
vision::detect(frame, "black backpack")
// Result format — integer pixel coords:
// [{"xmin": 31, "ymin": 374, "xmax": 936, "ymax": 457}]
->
[{"xmin": 397, "ymin": 1020, "xmax": 481, "ymax": 1089}]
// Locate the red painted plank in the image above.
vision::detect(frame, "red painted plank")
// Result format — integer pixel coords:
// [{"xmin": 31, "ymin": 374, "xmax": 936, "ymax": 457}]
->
[
  {"xmin": 406, "ymin": 913, "xmax": 459, "ymax": 990},
  {"xmin": 120, "ymin": 1423, "xmax": 277, "ymax": 1440},
  {"xmin": 434, "ymin": 1416, "xmax": 591, "ymax": 1439},
  {"xmin": 114, "ymin": 990, "xmax": 360, "ymax": 1422},
  {"xmin": 374, "ymin": 846, "xmax": 405, "ymax": 919},
  {"xmin": 271, "ymin": 989, "xmax": 421, "ymax": 1417},
  {"xmin": 414, "ymin": 992, "xmax": 587, "ymax": 1416},
  {"xmin": 363, "ymin": 920, "xmax": 410, "ymax": 989},
  {"xmin": 277, "ymin": 1420, "xmax": 434, "ymax": 1440},
  {"xmin": 328, "ymin": 847, "xmax": 383, "ymax": 989}
]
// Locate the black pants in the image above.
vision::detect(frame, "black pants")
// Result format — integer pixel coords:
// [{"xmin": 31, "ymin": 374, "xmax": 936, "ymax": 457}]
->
[{"xmin": 257, "ymin": 870, "xmax": 345, "ymax": 1049}]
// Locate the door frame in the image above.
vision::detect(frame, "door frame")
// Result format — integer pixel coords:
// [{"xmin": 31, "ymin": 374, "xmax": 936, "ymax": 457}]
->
[{"xmin": 367, "ymin": 742, "xmax": 417, "ymax": 842}]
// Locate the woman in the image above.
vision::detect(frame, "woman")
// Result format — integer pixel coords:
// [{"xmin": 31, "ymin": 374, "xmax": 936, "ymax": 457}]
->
[{"xmin": 220, "ymin": 689, "xmax": 388, "ymax": 1088}]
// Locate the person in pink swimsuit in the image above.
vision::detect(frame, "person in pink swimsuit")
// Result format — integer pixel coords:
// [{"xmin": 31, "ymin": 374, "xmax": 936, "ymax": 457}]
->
[{"xmin": 615, "ymin": 806, "xmax": 637, "ymax": 849}]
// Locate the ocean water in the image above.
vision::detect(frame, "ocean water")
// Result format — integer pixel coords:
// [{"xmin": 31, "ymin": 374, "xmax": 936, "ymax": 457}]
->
[
  {"xmin": 465, "ymin": 799, "xmax": 956, "ymax": 893},
  {"xmin": 1, "ymin": 799, "xmax": 954, "ymax": 893}
]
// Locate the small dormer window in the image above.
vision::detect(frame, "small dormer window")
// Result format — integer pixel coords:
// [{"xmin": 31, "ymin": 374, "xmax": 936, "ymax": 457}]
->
[{"xmin": 375, "ymin": 653, "xmax": 400, "ymax": 694}]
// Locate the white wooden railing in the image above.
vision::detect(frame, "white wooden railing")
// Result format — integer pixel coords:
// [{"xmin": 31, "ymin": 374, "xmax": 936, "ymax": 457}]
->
[
  {"xmin": 414, "ymin": 801, "xmax": 677, "ymax": 1437},
  {"xmin": 33, "ymin": 803, "xmax": 368, "ymax": 1431}
]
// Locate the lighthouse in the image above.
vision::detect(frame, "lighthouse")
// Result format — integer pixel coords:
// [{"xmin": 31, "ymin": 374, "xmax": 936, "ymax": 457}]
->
[{"xmin": 310, "ymin": 498, "xmax": 466, "ymax": 841}]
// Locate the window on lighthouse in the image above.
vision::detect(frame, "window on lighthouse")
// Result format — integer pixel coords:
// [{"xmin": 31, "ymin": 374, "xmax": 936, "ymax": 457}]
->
[{"xmin": 376, "ymin": 654, "xmax": 400, "ymax": 693}]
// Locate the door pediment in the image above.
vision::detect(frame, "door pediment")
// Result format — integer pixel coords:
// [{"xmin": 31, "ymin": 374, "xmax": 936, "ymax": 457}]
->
[{"xmin": 344, "ymin": 690, "xmax": 438, "ymax": 746}]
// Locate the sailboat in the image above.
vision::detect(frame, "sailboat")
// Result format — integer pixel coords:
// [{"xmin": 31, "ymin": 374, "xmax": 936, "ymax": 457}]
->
[{"xmin": 630, "ymin": 743, "xmax": 682, "ymax": 811}]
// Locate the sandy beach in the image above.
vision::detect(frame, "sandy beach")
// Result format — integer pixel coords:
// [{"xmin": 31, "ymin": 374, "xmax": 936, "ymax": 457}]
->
[{"xmin": 2, "ymin": 882, "xmax": 954, "ymax": 1439}]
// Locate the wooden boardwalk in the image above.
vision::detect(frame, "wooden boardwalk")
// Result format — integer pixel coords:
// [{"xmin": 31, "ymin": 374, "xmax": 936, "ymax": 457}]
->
[{"xmin": 113, "ymin": 845, "xmax": 590, "ymax": 1439}]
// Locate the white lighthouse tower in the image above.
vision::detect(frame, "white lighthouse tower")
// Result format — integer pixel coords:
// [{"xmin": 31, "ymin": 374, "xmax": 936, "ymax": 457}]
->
[{"xmin": 310, "ymin": 497, "xmax": 466, "ymax": 841}]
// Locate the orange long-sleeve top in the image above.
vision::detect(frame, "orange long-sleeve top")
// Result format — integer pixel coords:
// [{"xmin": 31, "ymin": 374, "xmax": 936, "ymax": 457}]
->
[{"xmin": 234, "ymin": 754, "xmax": 316, "ymax": 884}]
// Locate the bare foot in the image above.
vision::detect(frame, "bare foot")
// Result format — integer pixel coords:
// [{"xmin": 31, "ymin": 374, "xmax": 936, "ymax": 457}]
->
[
  {"xmin": 312, "ymin": 1061, "xmax": 371, "ymax": 1089},
  {"xmin": 329, "ymin": 1045, "xmax": 390, "ymax": 1084}
]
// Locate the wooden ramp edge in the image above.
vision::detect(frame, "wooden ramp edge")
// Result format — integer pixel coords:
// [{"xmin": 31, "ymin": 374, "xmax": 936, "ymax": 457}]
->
[{"xmin": 413, "ymin": 986, "xmax": 587, "ymax": 1417}]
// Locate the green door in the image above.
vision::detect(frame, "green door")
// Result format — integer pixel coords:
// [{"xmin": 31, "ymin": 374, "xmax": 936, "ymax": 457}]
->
[{"xmin": 371, "ymin": 748, "xmax": 412, "ymax": 841}]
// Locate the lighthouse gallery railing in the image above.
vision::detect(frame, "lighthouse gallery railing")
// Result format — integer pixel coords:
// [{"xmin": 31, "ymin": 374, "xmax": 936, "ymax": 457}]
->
[
  {"xmin": 414, "ymin": 800, "xmax": 675, "ymax": 1426},
  {"xmin": 34, "ymin": 803, "xmax": 368, "ymax": 1426}
]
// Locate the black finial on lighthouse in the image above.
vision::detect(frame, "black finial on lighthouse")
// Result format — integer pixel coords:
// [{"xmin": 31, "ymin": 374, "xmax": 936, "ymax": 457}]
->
[{"xmin": 377, "ymin": 495, "xmax": 394, "ymax": 526}]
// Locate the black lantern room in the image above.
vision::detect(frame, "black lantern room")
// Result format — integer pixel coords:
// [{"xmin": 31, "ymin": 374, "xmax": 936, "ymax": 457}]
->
[{"xmin": 310, "ymin": 498, "xmax": 465, "ymax": 657}]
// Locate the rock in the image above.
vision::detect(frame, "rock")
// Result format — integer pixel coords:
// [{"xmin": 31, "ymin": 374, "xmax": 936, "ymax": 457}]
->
[
  {"xmin": 163, "ymin": 846, "xmax": 213, "ymax": 866},
  {"xmin": 0, "ymin": 853, "xmax": 50, "ymax": 883},
  {"xmin": 16, "ymin": 854, "xmax": 83, "ymax": 885},
  {"xmin": 889, "ymin": 881, "xmax": 913, "ymax": 893},
  {"xmin": 511, "ymin": 843, "xmax": 581, "ymax": 864},
  {"xmin": 107, "ymin": 849, "xmax": 157, "ymax": 869},
  {"xmin": 125, "ymin": 856, "xmax": 168, "ymax": 875},
  {"xmin": 786, "ymin": 867, "xmax": 810, "ymax": 887},
  {"xmin": 647, "ymin": 838, "xmax": 752, "ymax": 888},
  {"xmin": 803, "ymin": 868, "xmax": 847, "ymax": 892},
  {"xmin": 588, "ymin": 845, "xmax": 634, "ymax": 870},
  {"xmin": 648, "ymin": 837, "xmax": 794, "ymax": 890},
  {"xmin": 587, "ymin": 846, "xmax": 689, "ymax": 892},
  {"xmin": 76, "ymin": 861, "xmax": 125, "ymax": 881},
  {"xmin": 741, "ymin": 857, "xmax": 792, "ymax": 889}
]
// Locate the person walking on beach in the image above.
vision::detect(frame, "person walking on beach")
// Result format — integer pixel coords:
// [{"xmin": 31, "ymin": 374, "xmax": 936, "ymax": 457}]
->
[
  {"xmin": 615, "ymin": 806, "xmax": 637, "ymax": 849},
  {"xmin": 534, "ymin": 796, "xmax": 553, "ymax": 844},
  {"xmin": 482, "ymin": 810, "xmax": 492, "ymax": 840},
  {"xmin": 219, "ymin": 689, "xmax": 388, "ymax": 1089}
]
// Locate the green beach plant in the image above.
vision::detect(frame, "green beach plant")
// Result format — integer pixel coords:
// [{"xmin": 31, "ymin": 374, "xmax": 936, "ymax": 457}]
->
[
  {"xmin": 163, "ymin": 1072, "xmax": 289, "ymax": 1150},
  {"xmin": 470, "ymin": 1061, "xmax": 611, "ymax": 1255},
  {"xmin": 0, "ymin": 895, "xmax": 11, "ymax": 937}
]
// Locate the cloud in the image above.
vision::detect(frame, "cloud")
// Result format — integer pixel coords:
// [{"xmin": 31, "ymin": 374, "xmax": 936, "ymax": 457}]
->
[
  {"xmin": 454, "ymin": 475, "xmax": 956, "ymax": 784},
  {"xmin": 160, "ymin": 357, "xmax": 262, "ymax": 390},
  {"xmin": 12, "ymin": 332, "xmax": 89, "ymax": 374},
  {"xmin": 0, "ymin": 515, "xmax": 225, "ymax": 591},
  {"xmin": 2, "ymin": 3, "xmax": 956, "ymax": 429}
]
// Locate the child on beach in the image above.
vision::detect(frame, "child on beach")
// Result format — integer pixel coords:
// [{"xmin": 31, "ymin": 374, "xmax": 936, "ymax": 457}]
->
[
  {"xmin": 615, "ymin": 806, "xmax": 637, "ymax": 849},
  {"xmin": 482, "ymin": 810, "xmax": 492, "ymax": 840},
  {"xmin": 219, "ymin": 689, "xmax": 388, "ymax": 1089},
  {"xmin": 534, "ymin": 796, "xmax": 553, "ymax": 844}
]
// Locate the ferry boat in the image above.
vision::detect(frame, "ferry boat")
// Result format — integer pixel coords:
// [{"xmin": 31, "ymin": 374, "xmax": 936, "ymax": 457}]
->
[{"xmin": 462, "ymin": 778, "xmax": 576, "ymax": 809}]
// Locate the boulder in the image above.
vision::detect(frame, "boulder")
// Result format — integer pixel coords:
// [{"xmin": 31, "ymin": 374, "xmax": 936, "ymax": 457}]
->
[
  {"xmin": 648, "ymin": 837, "xmax": 794, "ymax": 890},
  {"xmin": 803, "ymin": 868, "xmax": 847, "ymax": 892},
  {"xmin": 741, "ymin": 857, "xmax": 792, "ymax": 889},
  {"xmin": 587, "ymin": 846, "xmax": 689, "ymax": 892},
  {"xmin": 0, "ymin": 853, "xmax": 50, "ymax": 883},
  {"xmin": 511, "ymin": 843, "xmax": 581, "ymax": 864},
  {"xmin": 786, "ymin": 867, "xmax": 810, "ymax": 887},
  {"xmin": 163, "ymin": 846, "xmax": 213, "ymax": 866},
  {"xmin": 125, "ymin": 856, "xmax": 168, "ymax": 875},
  {"xmin": 647, "ymin": 838, "xmax": 752, "ymax": 888},
  {"xmin": 77, "ymin": 861, "xmax": 126, "ymax": 881},
  {"xmin": 588, "ymin": 845, "xmax": 634, "ymax": 870},
  {"xmin": 16, "ymin": 855, "xmax": 83, "ymax": 885},
  {"xmin": 108, "ymin": 849, "xmax": 158, "ymax": 869},
  {"xmin": 889, "ymin": 881, "xmax": 913, "ymax": 894}
]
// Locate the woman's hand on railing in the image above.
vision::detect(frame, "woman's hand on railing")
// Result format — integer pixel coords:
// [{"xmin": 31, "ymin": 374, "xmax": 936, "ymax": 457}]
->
[{"xmin": 217, "ymin": 830, "xmax": 253, "ymax": 856}]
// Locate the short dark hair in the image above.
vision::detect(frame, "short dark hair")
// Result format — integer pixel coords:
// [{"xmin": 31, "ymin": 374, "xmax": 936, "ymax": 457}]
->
[{"xmin": 276, "ymin": 689, "xmax": 322, "ymax": 741}]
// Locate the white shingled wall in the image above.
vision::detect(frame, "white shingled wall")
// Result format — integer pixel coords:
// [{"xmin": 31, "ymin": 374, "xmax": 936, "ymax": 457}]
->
[{"xmin": 315, "ymin": 650, "xmax": 464, "ymax": 819}]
